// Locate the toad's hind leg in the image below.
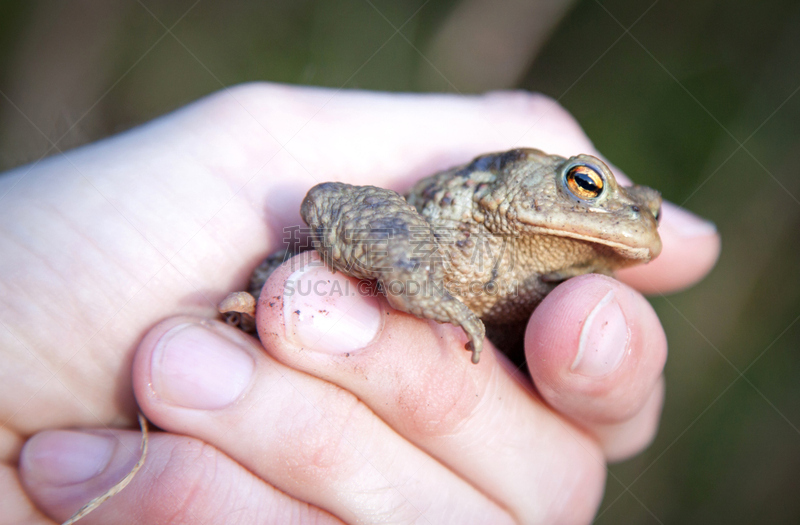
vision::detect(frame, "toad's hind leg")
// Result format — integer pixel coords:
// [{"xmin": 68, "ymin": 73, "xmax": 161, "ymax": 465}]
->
[{"xmin": 301, "ymin": 182, "xmax": 486, "ymax": 363}]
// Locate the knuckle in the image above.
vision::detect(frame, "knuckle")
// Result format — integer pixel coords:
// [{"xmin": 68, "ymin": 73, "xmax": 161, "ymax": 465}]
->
[
  {"xmin": 201, "ymin": 81, "xmax": 276, "ymax": 110},
  {"xmin": 484, "ymin": 90, "xmax": 572, "ymax": 121},
  {"xmin": 393, "ymin": 359, "xmax": 482, "ymax": 438},
  {"xmin": 199, "ymin": 82, "xmax": 312, "ymax": 128},
  {"xmin": 542, "ymin": 438, "xmax": 607, "ymax": 525},
  {"xmin": 609, "ymin": 420, "xmax": 659, "ymax": 462},
  {"xmin": 600, "ymin": 378, "xmax": 665, "ymax": 462},
  {"xmin": 482, "ymin": 90, "xmax": 592, "ymax": 150},
  {"xmin": 139, "ymin": 439, "xmax": 238, "ymax": 524},
  {"xmin": 276, "ymin": 385, "xmax": 371, "ymax": 484}
]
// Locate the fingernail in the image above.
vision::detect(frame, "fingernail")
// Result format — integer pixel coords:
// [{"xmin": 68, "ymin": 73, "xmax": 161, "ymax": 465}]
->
[
  {"xmin": 663, "ymin": 202, "xmax": 717, "ymax": 238},
  {"xmin": 572, "ymin": 290, "xmax": 629, "ymax": 377},
  {"xmin": 284, "ymin": 264, "xmax": 383, "ymax": 354},
  {"xmin": 23, "ymin": 431, "xmax": 114, "ymax": 486},
  {"xmin": 151, "ymin": 323, "xmax": 254, "ymax": 409}
]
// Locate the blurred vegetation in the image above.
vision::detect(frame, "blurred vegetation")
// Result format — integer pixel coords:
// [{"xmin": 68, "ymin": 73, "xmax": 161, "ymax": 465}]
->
[{"xmin": 1, "ymin": 0, "xmax": 799, "ymax": 523}]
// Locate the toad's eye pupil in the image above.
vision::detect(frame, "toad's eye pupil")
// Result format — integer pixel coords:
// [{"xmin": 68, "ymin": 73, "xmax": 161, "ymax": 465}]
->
[
  {"xmin": 573, "ymin": 172, "xmax": 599, "ymax": 192},
  {"xmin": 566, "ymin": 165, "xmax": 604, "ymax": 199}
]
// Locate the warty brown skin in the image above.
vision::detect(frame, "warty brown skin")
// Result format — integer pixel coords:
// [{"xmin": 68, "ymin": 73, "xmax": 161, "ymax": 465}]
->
[{"xmin": 298, "ymin": 148, "xmax": 662, "ymax": 364}]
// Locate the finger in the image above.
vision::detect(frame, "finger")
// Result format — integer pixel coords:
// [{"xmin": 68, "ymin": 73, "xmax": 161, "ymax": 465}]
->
[
  {"xmin": 617, "ymin": 201, "xmax": 720, "ymax": 294},
  {"xmin": 525, "ymin": 274, "xmax": 668, "ymax": 461},
  {"xmin": 19, "ymin": 429, "xmax": 342, "ymax": 525},
  {"xmin": 132, "ymin": 316, "xmax": 514, "ymax": 525},
  {"xmin": 257, "ymin": 251, "xmax": 606, "ymax": 525},
  {"xmin": 0, "ymin": 463, "xmax": 54, "ymax": 525}
]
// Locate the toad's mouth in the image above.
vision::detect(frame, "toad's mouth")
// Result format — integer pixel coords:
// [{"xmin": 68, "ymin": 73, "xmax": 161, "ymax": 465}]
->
[{"xmin": 522, "ymin": 225, "xmax": 662, "ymax": 261}]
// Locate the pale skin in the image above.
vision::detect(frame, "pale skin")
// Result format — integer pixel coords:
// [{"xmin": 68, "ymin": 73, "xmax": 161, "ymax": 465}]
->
[{"xmin": 0, "ymin": 84, "xmax": 720, "ymax": 524}]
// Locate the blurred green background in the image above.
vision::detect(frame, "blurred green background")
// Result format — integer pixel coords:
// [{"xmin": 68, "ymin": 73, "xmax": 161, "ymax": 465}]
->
[{"xmin": 1, "ymin": 0, "xmax": 798, "ymax": 523}]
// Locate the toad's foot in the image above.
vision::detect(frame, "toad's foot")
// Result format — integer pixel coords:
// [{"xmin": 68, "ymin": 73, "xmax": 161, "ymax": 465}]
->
[{"xmin": 219, "ymin": 291, "xmax": 257, "ymax": 333}]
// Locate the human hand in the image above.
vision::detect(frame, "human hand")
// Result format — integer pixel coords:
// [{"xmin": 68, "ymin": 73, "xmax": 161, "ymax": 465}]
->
[{"xmin": 3, "ymin": 84, "xmax": 718, "ymax": 523}]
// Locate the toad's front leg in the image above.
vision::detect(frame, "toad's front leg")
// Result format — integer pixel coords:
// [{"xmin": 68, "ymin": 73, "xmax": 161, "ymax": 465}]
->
[{"xmin": 301, "ymin": 182, "xmax": 486, "ymax": 363}]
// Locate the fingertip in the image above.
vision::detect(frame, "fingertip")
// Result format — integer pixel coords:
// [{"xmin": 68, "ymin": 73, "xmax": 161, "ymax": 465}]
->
[
  {"xmin": 132, "ymin": 315, "xmax": 264, "ymax": 436},
  {"xmin": 619, "ymin": 202, "xmax": 721, "ymax": 294},
  {"xmin": 526, "ymin": 274, "xmax": 667, "ymax": 425}
]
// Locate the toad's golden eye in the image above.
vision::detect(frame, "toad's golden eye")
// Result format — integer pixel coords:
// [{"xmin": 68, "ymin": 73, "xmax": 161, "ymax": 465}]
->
[{"xmin": 566, "ymin": 165, "xmax": 604, "ymax": 200}]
